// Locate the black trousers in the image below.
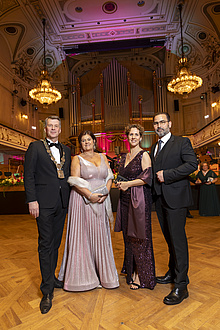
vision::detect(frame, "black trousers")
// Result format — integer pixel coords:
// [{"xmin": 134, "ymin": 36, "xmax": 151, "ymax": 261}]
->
[
  {"xmin": 36, "ymin": 195, "xmax": 67, "ymax": 295},
  {"xmin": 155, "ymin": 195, "xmax": 189, "ymax": 289}
]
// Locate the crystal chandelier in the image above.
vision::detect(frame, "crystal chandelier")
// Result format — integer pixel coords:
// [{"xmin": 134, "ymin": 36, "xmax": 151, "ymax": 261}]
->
[
  {"xmin": 167, "ymin": 4, "xmax": 203, "ymax": 95},
  {"xmin": 29, "ymin": 19, "xmax": 61, "ymax": 105}
]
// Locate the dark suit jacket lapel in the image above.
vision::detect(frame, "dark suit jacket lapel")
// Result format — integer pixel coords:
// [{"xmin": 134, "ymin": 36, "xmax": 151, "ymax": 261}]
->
[{"xmin": 151, "ymin": 143, "xmax": 157, "ymax": 164}]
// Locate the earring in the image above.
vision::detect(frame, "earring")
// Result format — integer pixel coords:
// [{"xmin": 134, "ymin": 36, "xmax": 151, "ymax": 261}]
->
[{"xmin": 81, "ymin": 148, "xmax": 83, "ymax": 153}]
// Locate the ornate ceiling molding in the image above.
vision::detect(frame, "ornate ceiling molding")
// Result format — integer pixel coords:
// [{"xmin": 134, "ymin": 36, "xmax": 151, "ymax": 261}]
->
[
  {"xmin": 0, "ymin": 0, "xmax": 19, "ymax": 18},
  {"xmin": 203, "ymin": 1, "xmax": 220, "ymax": 39},
  {"xmin": 0, "ymin": 23, "xmax": 25, "ymax": 61}
]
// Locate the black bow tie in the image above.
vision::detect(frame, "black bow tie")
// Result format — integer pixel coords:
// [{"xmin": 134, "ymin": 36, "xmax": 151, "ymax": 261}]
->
[{"xmin": 49, "ymin": 142, "xmax": 59, "ymax": 149}]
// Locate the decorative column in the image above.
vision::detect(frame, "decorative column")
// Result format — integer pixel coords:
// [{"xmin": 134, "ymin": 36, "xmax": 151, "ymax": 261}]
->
[
  {"xmin": 91, "ymin": 98, "xmax": 95, "ymax": 132},
  {"xmin": 100, "ymin": 74, "xmax": 105, "ymax": 132},
  {"xmin": 138, "ymin": 95, "xmax": 143, "ymax": 125},
  {"xmin": 127, "ymin": 72, "xmax": 132, "ymax": 122},
  {"xmin": 153, "ymin": 71, "xmax": 158, "ymax": 113},
  {"xmin": 76, "ymin": 78, "xmax": 81, "ymax": 132},
  {"xmin": 69, "ymin": 72, "xmax": 75, "ymax": 136}
]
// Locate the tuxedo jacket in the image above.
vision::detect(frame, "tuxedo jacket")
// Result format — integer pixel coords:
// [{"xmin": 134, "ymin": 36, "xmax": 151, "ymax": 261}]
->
[
  {"xmin": 24, "ymin": 140, "xmax": 71, "ymax": 209},
  {"xmin": 151, "ymin": 135, "xmax": 198, "ymax": 209}
]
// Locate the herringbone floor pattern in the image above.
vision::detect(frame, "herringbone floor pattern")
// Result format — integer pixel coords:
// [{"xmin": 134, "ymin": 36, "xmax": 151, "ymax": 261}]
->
[{"xmin": 0, "ymin": 211, "xmax": 220, "ymax": 329}]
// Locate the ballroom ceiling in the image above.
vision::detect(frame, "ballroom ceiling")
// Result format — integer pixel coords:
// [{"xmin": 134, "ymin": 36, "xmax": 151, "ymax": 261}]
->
[{"xmin": 0, "ymin": 0, "xmax": 220, "ymax": 81}]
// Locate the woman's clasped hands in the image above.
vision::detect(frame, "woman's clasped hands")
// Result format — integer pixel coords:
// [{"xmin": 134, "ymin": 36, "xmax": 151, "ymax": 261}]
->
[{"xmin": 89, "ymin": 192, "xmax": 108, "ymax": 203}]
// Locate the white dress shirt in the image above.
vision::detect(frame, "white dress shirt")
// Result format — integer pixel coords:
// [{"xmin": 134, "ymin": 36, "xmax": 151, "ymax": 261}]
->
[
  {"xmin": 47, "ymin": 139, "xmax": 60, "ymax": 164},
  {"xmin": 154, "ymin": 132, "xmax": 171, "ymax": 157}
]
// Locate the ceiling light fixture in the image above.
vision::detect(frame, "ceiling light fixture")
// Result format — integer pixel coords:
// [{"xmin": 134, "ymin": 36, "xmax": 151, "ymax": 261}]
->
[
  {"xmin": 29, "ymin": 19, "xmax": 61, "ymax": 106},
  {"xmin": 167, "ymin": 4, "xmax": 203, "ymax": 95}
]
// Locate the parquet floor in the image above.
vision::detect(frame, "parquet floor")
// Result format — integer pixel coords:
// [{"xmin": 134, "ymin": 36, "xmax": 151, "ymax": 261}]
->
[{"xmin": 0, "ymin": 211, "xmax": 220, "ymax": 329}]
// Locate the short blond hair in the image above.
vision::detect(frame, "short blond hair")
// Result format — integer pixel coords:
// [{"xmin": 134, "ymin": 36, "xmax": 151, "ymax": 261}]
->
[{"xmin": 45, "ymin": 116, "xmax": 61, "ymax": 128}]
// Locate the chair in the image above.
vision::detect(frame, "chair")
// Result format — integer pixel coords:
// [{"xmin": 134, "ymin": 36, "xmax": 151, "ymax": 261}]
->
[{"xmin": 4, "ymin": 172, "xmax": 12, "ymax": 177}]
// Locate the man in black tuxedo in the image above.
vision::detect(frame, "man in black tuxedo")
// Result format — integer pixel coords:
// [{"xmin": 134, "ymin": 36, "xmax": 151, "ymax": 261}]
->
[
  {"xmin": 24, "ymin": 116, "xmax": 71, "ymax": 314},
  {"xmin": 151, "ymin": 112, "xmax": 197, "ymax": 305}
]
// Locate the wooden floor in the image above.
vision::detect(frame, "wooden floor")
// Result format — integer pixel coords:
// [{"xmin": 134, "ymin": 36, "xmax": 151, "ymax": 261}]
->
[{"xmin": 0, "ymin": 211, "xmax": 220, "ymax": 329}]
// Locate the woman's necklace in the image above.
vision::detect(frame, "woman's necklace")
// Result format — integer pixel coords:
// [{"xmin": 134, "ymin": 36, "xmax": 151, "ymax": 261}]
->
[
  {"xmin": 127, "ymin": 148, "xmax": 142, "ymax": 161},
  {"xmin": 202, "ymin": 170, "xmax": 208, "ymax": 176}
]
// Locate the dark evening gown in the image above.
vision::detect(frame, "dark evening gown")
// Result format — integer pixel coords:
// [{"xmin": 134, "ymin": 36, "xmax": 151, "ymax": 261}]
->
[
  {"xmin": 115, "ymin": 151, "xmax": 156, "ymax": 289},
  {"xmin": 196, "ymin": 170, "xmax": 220, "ymax": 216}
]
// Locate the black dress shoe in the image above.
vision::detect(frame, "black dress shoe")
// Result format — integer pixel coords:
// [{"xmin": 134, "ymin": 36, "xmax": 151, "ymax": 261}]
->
[
  {"xmin": 54, "ymin": 277, "xmax": 64, "ymax": 289},
  {"xmin": 156, "ymin": 273, "xmax": 174, "ymax": 284},
  {"xmin": 40, "ymin": 293, "xmax": 53, "ymax": 314},
  {"xmin": 163, "ymin": 288, "xmax": 189, "ymax": 305}
]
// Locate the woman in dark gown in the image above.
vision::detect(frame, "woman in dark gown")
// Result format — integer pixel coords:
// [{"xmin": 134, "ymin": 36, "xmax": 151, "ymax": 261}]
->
[
  {"xmin": 115, "ymin": 124, "xmax": 156, "ymax": 290},
  {"xmin": 196, "ymin": 162, "xmax": 220, "ymax": 216}
]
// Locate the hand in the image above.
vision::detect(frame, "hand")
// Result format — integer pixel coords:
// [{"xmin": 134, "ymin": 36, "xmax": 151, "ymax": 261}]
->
[
  {"xmin": 89, "ymin": 192, "xmax": 102, "ymax": 203},
  {"xmin": 156, "ymin": 170, "xmax": 164, "ymax": 183},
  {"xmin": 28, "ymin": 201, "xmax": 39, "ymax": 218},
  {"xmin": 205, "ymin": 181, "xmax": 212, "ymax": 185},
  {"xmin": 195, "ymin": 179, "xmax": 201, "ymax": 184},
  {"xmin": 116, "ymin": 181, "xmax": 129, "ymax": 191},
  {"xmin": 97, "ymin": 195, "xmax": 108, "ymax": 203}
]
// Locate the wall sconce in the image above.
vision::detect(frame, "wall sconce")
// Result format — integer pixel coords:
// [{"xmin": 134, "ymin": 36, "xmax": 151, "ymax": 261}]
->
[
  {"xmin": 211, "ymin": 101, "xmax": 220, "ymax": 108},
  {"xmin": 32, "ymin": 126, "xmax": 36, "ymax": 130},
  {"xmin": 21, "ymin": 113, "xmax": 28, "ymax": 119}
]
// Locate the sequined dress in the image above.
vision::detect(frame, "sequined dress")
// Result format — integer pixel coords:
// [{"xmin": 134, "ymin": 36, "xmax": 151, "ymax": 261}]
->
[
  {"xmin": 58, "ymin": 154, "xmax": 119, "ymax": 291},
  {"xmin": 115, "ymin": 151, "xmax": 156, "ymax": 289}
]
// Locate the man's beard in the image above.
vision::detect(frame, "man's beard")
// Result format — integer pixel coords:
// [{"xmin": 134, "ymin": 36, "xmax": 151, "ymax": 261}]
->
[{"xmin": 156, "ymin": 127, "xmax": 169, "ymax": 138}]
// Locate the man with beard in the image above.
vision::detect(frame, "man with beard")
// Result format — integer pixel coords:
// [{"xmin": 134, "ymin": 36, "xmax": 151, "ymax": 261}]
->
[{"xmin": 151, "ymin": 112, "xmax": 197, "ymax": 305}]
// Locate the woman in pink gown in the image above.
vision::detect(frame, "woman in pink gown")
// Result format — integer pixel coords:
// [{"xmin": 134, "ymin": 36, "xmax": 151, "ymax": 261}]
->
[{"xmin": 59, "ymin": 130, "xmax": 119, "ymax": 291}]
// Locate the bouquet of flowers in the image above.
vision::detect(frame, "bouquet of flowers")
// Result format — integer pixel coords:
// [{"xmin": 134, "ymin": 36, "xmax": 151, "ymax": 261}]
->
[{"xmin": 0, "ymin": 173, "xmax": 24, "ymax": 187}]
